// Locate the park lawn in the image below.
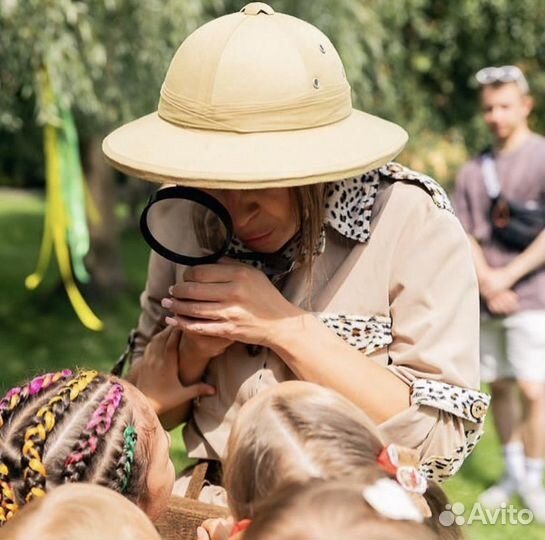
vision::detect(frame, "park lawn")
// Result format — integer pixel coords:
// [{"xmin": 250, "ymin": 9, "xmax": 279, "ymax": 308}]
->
[{"xmin": 0, "ymin": 189, "xmax": 544, "ymax": 539}]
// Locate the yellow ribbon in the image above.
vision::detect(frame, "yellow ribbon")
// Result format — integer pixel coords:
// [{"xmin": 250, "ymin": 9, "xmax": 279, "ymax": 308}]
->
[{"xmin": 25, "ymin": 71, "xmax": 103, "ymax": 331}]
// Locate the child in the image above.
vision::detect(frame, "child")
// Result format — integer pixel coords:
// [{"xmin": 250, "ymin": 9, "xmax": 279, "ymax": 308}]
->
[
  {"xmin": 0, "ymin": 483, "xmax": 161, "ymax": 540},
  {"xmin": 243, "ymin": 478, "xmax": 439, "ymax": 540},
  {"xmin": 0, "ymin": 369, "xmax": 175, "ymax": 525},
  {"xmin": 199, "ymin": 381, "xmax": 460, "ymax": 540}
]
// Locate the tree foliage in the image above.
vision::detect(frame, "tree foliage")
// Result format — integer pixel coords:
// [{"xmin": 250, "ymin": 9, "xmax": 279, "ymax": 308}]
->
[{"xmin": 2, "ymin": 0, "xmax": 545, "ymax": 185}]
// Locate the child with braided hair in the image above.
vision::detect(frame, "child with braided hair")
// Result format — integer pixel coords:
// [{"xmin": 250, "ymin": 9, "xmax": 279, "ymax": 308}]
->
[{"xmin": 0, "ymin": 369, "xmax": 175, "ymax": 526}]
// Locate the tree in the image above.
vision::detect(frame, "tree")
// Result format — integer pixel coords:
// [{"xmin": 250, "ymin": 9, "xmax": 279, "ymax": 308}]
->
[
  {"xmin": 0, "ymin": 0, "xmax": 215, "ymax": 298},
  {"xmin": 2, "ymin": 0, "xmax": 545, "ymax": 298}
]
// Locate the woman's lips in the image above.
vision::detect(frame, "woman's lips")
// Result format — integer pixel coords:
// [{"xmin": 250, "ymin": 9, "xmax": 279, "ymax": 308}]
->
[{"xmin": 240, "ymin": 230, "xmax": 273, "ymax": 245}]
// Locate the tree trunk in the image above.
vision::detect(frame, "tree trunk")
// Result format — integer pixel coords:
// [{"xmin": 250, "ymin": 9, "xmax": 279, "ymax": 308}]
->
[{"xmin": 83, "ymin": 136, "xmax": 126, "ymax": 296}]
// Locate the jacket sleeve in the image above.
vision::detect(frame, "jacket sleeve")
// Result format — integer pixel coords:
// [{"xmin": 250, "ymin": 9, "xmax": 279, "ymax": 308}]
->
[
  {"xmin": 377, "ymin": 193, "xmax": 489, "ymax": 482},
  {"xmin": 131, "ymin": 249, "xmax": 177, "ymax": 363}
]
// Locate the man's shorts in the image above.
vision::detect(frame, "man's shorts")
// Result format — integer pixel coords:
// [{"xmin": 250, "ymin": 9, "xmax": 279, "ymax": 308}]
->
[{"xmin": 480, "ymin": 310, "xmax": 545, "ymax": 384}]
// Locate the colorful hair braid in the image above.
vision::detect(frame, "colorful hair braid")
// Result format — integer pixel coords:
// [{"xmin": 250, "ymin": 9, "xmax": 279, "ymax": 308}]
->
[
  {"xmin": 0, "ymin": 463, "xmax": 18, "ymax": 525},
  {"xmin": 21, "ymin": 370, "xmax": 98, "ymax": 503},
  {"xmin": 119, "ymin": 426, "xmax": 138, "ymax": 493},
  {"xmin": 62, "ymin": 383, "xmax": 125, "ymax": 483},
  {"xmin": 0, "ymin": 370, "xmax": 72, "ymax": 430},
  {"xmin": 0, "ymin": 370, "xmax": 72, "ymax": 525}
]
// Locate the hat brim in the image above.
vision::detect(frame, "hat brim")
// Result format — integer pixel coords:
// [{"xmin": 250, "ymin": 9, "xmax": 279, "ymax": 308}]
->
[{"xmin": 102, "ymin": 110, "xmax": 408, "ymax": 189}]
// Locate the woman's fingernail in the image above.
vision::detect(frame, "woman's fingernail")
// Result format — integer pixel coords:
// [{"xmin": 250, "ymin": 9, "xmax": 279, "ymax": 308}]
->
[
  {"xmin": 168, "ymin": 285, "xmax": 174, "ymax": 295},
  {"xmin": 161, "ymin": 298, "xmax": 173, "ymax": 309},
  {"xmin": 165, "ymin": 316, "xmax": 178, "ymax": 327}
]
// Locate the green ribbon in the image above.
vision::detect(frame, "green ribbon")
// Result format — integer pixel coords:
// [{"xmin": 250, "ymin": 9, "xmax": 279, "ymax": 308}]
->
[
  {"xmin": 121, "ymin": 426, "xmax": 138, "ymax": 493},
  {"xmin": 58, "ymin": 107, "xmax": 90, "ymax": 283}
]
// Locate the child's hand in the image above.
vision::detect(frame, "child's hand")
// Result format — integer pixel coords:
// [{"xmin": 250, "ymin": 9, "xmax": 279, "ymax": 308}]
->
[
  {"xmin": 177, "ymin": 332, "xmax": 234, "ymax": 386},
  {"xmin": 197, "ymin": 517, "xmax": 235, "ymax": 540},
  {"xmin": 131, "ymin": 327, "xmax": 215, "ymax": 415}
]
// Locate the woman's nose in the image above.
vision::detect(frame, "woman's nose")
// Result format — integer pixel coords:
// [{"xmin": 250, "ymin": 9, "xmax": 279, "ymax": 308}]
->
[{"xmin": 223, "ymin": 191, "xmax": 259, "ymax": 230}]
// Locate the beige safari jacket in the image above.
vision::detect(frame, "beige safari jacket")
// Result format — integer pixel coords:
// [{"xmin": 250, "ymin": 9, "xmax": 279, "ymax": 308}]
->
[{"xmin": 129, "ymin": 164, "xmax": 489, "ymax": 482}]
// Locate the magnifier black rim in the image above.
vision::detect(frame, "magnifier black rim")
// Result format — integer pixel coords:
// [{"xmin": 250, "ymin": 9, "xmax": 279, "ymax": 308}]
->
[{"xmin": 140, "ymin": 186, "xmax": 233, "ymax": 266}]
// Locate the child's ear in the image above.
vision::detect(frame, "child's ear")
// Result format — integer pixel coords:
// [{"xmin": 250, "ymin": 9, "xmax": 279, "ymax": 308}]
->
[{"xmin": 230, "ymin": 518, "xmax": 252, "ymax": 538}]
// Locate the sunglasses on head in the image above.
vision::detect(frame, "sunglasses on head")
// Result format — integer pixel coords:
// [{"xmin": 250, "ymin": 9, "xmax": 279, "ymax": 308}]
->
[{"xmin": 475, "ymin": 65, "xmax": 529, "ymax": 92}]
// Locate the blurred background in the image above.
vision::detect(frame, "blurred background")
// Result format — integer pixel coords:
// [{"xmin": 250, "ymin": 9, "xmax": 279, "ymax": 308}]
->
[{"xmin": 1, "ymin": 1, "xmax": 545, "ymax": 538}]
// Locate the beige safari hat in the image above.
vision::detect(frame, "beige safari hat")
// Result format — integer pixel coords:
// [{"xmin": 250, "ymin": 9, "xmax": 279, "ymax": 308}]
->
[{"xmin": 103, "ymin": 2, "xmax": 408, "ymax": 189}]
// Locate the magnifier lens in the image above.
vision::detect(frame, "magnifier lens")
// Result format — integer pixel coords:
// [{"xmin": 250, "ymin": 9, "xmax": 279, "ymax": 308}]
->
[{"xmin": 140, "ymin": 187, "xmax": 232, "ymax": 265}]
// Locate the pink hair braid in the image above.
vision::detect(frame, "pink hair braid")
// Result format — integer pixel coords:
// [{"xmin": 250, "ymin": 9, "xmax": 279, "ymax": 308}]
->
[
  {"xmin": 62, "ymin": 383, "xmax": 124, "ymax": 482},
  {"xmin": 0, "ymin": 370, "xmax": 72, "ymax": 430}
]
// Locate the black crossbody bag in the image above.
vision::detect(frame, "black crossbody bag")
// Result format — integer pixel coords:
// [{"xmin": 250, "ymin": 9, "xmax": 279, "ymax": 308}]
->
[{"xmin": 480, "ymin": 154, "xmax": 545, "ymax": 251}]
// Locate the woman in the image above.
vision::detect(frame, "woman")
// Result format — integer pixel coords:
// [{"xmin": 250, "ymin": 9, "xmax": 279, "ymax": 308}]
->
[{"xmin": 103, "ymin": 2, "xmax": 489, "ymax": 493}]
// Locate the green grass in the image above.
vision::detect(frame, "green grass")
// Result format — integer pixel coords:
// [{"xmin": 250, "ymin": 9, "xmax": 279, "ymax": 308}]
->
[
  {"xmin": 0, "ymin": 188, "xmax": 193, "ymax": 472},
  {"xmin": 0, "ymin": 189, "xmax": 544, "ymax": 538}
]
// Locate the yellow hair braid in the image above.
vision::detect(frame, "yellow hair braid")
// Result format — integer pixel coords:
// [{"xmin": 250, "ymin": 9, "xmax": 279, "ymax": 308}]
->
[
  {"xmin": 0, "ymin": 370, "xmax": 70, "ymax": 430},
  {"xmin": 0, "ymin": 462, "xmax": 19, "ymax": 525},
  {"xmin": 21, "ymin": 370, "xmax": 98, "ymax": 504}
]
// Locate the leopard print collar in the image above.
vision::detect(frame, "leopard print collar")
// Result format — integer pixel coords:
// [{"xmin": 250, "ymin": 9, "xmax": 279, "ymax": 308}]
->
[
  {"xmin": 225, "ymin": 162, "xmax": 452, "ymax": 281},
  {"xmin": 324, "ymin": 162, "xmax": 453, "ymax": 245}
]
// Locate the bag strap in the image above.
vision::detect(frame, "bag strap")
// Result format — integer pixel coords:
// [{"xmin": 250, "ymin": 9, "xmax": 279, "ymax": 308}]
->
[
  {"xmin": 185, "ymin": 461, "xmax": 209, "ymax": 500},
  {"xmin": 480, "ymin": 153, "xmax": 502, "ymax": 199}
]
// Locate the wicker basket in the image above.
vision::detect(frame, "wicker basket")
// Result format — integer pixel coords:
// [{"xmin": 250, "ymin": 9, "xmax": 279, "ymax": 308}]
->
[{"xmin": 155, "ymin": 463, "xmax": 230, "ymax": 540}]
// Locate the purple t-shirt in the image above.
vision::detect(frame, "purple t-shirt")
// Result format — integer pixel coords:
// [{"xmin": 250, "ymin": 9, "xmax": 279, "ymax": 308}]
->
[{"xmin": 454, "ymin": 132, "xmax": 545, "ymax": 314}]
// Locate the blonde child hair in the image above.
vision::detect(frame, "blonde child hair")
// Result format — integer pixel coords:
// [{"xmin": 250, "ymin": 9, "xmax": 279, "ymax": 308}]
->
[
  {"xmin": 0, "ymin": 483, "xmax": 160, "ymax": 540},
  {"xmin": 222, "ymin": 381, "xmax": 460, "ymax": 540},
  {"xmin": 0, "ymin": 369, "xmax": 174, "ymax": 525},
  {"xmin": 243, "ymin": 478, "xmax": 440, "ymax": 540}
]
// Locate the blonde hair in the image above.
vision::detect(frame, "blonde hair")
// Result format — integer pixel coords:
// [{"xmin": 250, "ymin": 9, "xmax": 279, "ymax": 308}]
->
[
  {"xmin": 292, "ymin": 183, "xmax": 328, "ymax": 274},
  {"xmin": 0, "ymin": 483, "xmax": 160, "ymax": 540},
  {"xmin": 243, "ymin": 478, "xmax": 440, "ymax": 540},
  {"xmin": 223, "ymin": 382, "xmax": 460, "ymax": 540}
]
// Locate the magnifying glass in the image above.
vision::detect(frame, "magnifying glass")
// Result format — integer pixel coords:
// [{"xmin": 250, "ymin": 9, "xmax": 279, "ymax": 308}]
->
[
  {"xmin": 140, "ymin": 186, "xmax": 236, "ymax": 266},
  {"xmin": 139, "ymin": 186, "xmax": 293, "ymax": 271}
]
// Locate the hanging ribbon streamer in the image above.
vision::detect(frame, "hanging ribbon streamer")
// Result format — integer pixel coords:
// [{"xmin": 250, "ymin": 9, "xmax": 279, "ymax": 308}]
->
[
  {"xmin": 59, "ymin": 107, "xmax": 90, "ymax": 283},
  {"xmin": 25, "ymin": 70, "xmax": 103, "ymax": 331}
]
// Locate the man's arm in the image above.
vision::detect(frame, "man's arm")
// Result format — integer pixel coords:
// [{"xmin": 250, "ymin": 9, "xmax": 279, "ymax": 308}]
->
[
  {"xmin": 478, "ymin": 230, "xmax": 545, "ymax": 299},
  {"xmin": 466, "ymin": 235, "xmax": 520, "ymax": 316},
  {"xmin": 502, "ymin": 230, "xmax": 545, "ymax": 282},
  {"xmin": 467, "ymin": 236, "xmax": 492, "ymax": 283}
]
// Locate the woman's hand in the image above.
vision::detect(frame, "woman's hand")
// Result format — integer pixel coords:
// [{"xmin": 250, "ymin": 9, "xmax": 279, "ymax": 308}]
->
[
  {"xmin": 162, "ymin": 259, "xmax": 304, "ymax": 347},
  {"xmin": 128, "ymin": 326, "xmax": 216, "ymax": 417}
]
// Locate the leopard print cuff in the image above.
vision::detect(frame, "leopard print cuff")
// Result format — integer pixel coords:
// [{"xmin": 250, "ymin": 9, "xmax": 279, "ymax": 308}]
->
[
  {"xmin": 419, "ymin": 425, "xmax": 484, "ymax": 483},
  {"xmin": 410, "ymin": 378, "xmax": 490, "ymax": 424},
  {"xmin": 317, "ymin": 313, "xmax": 392, "ymax": 354}
]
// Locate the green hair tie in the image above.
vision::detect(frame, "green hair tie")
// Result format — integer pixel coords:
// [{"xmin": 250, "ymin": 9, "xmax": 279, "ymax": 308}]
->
[{"xmin": 120, "ymin": 426, "xmax": 138, "ymax": 493}]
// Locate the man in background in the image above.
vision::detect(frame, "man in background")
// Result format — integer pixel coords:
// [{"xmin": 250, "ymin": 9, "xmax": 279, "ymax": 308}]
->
[{"xmin": 454, "ymin": 65, "xmax": 545, "ymax": 521}]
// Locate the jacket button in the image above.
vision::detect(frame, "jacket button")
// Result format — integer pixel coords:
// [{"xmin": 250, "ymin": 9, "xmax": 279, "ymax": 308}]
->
[{"xmin": 470, "ymin": 400, "xmax": 487, "ymax": 421}]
